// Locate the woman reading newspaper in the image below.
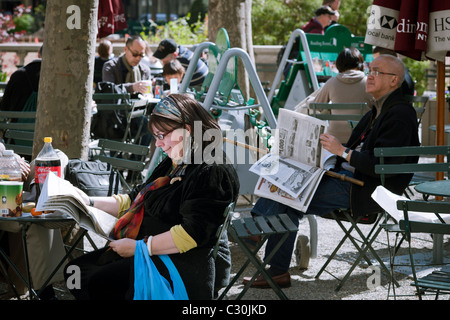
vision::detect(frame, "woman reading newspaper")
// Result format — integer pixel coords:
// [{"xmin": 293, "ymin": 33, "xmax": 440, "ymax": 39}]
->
[{"xmin": 64, "ymin": 94, "xmax": 239, "ymax": 300}]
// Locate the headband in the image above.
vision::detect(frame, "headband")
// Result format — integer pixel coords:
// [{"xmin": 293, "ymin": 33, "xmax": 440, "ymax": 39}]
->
[{"xmin": 151, "ymin": 97, "xmax": 182, "ymax": 121}]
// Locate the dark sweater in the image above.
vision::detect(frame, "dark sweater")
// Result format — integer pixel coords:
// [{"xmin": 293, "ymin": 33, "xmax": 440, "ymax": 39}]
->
[{"xmin": 341, "ymin": 87, "xmax": 420, "ymax": 217}]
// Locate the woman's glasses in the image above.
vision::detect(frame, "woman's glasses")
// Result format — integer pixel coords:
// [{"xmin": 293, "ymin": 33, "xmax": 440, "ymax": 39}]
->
[{"xmin": 153, "ymin": 130, "xmax": 173, "ymax": 140}]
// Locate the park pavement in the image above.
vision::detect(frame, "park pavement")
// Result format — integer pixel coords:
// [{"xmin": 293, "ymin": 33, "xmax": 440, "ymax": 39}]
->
[
  {"xmin": 1, "ymin": 157, "xmax": 448, "ymax": 301},
  {"xmin": 48, "ymin": 192, "xmax": 450, "ymax": 301}
]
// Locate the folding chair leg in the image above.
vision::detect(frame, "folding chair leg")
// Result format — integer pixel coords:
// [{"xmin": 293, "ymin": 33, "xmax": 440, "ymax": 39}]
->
[
  {"xmin": 235, "ymin": 232, "xmax": 290, "ymax": 300},
  {"xmin": 0, "ymin": 248, "xmax": 22, "ymax": 299},
  {"xmin": 218, "ymin": 231, "xmax": 267, "ymax": 300},
  {"xmin": 336, "ymin": 212, "xmax": 400, "ymax": 291},
  {"xmin": 219, "ymin": 214, "xmax": 297, "ymax": 300},
  {"xmin": 315, "ymin": 212, "xmax": 372, "ymax": 281},
  {"xmin": 35, "ymin": 229, "xmax": 88, "ymax": 298}
]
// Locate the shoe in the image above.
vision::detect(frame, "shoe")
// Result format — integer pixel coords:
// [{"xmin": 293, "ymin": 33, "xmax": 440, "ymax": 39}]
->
[
  {"xmin": 242, "ymin": 271, "xmax": 291, "ymax": 288},
  {"xmin": 243, "ymin": 235, "xmax": 262, "ymax": 251},
  {"xmin": 38, "ymin": 285, "xmax": 58, "ymax": 300}
]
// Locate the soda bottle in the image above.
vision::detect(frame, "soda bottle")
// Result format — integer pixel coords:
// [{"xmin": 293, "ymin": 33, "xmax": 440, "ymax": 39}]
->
[
  {"xmin": 0, "ymin": 150, "xmax": 23, "ymax": 217},
  {"xmin": 154, "ymin": 77, "xmax": 164, "ymax": 99},
  {"xmin": 35, "ymin": 137, "xmax": 61, "ymax": 204}
]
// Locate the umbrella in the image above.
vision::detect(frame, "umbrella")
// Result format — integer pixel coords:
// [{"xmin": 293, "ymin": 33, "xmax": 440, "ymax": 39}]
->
[
  {"xmin": 97, "ymin": 0, "xmax": 127, "ymax": 38},
  {"xmin": 365, "ymin": 0, "xmax": 450, "ymax": 180}
]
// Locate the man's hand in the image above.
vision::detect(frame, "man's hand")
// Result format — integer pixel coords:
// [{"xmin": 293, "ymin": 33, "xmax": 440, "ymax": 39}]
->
[
  {"xmin": 320, "ymin": 133, "xmax": 346, "ymax": 156},
  {"xmin": 132, "ymin": 81, "xmax": 150, "ymax": 94}
]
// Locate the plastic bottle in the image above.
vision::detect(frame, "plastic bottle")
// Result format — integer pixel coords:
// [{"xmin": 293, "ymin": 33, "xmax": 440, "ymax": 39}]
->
[
  {"xmin": 154, "ymin": 77, "xmax": 164, "ymax": 99},
  {"xmin": 35, "ymin": 137, "xmax": 61, "ymax": 204},
  {"xmin": 0, "ymin": 150, "xmax": 23, "ymax": 217}
]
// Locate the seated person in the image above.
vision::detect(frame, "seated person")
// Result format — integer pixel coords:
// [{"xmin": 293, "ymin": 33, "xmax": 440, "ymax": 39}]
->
[
  {"xmin": 0, "ymin": 46, "xmax": 42, "ymax": 113},
  {"xmin": 162, "ymin": 59, "xmax": 185, "ymax": 94},
  {"xmin": 101, "ymin": 35, "xmax": 152, "ymax": 145},
  {"xmin": 94, "ymin": 39, "xmax": 113, "ymax": 87},
  {"xmin": 102, "ymin": 35, "xmax": 152, "ymax": 96},
  {"xmin": 306, "ymin": 47, "xmax": 373, "ymax": 142},
  {"xmin": 246, "ymin": 55, "xmax": 420, "ymax": 288},
  {"xmin": 153, "ymin": 39, "xmax": 208, "ymax": 87},
  {"xmin": 64, "ymin": 94, "xmax": 239, "ymax": 300}
]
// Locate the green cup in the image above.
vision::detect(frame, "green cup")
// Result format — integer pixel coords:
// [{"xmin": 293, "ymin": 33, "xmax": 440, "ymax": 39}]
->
[{"xmin": 0, "ymin": 181, "xmax": 23, "ymax": 217}]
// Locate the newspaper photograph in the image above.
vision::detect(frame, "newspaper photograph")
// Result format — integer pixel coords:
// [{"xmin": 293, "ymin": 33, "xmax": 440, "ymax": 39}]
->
[
  {"xmin": 250, "ymin": 108, "xmax": 332, "ymax": 212},
  {"xmin": 273, "ymin": 108, "xmax": 327, "ymax": 167},
  {"xmin": 249, "ymin": 153, "xmax": 323, "ymax": 199}
]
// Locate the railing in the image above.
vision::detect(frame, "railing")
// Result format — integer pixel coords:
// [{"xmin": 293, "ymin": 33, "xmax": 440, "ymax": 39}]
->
[{"xmin": 0, "ymin": 43, "xmax": 280, "ymax": 86}]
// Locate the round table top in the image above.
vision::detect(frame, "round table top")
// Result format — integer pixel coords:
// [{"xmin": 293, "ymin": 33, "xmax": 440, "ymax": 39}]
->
[
  {"xmin": 414, "ymin": 179, "xmax": 450, "ymax": 197},
  {"xmin": 0, "ymin": 212, "xmax": 74, "ymax": 229}
]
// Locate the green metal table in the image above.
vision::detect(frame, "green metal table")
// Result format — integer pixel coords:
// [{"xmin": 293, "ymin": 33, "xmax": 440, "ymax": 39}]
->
[{"xmin": 414, "ymin": 179, "xmax": 450, "ymax": 264}]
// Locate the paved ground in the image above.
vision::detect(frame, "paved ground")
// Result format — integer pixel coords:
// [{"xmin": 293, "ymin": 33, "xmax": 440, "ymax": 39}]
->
[{"xmin": 1, "ymin": 161, "xmax": 449, "ymax": 301}]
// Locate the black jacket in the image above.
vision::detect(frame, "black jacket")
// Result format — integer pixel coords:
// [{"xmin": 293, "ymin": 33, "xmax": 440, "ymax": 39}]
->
[
  {"xmin": 128, "ymin": 157, "xmax": 239, "ymax": 299},
  {"xmin": 0, "ymin": 59, "xmax": 41, "ymax": 112},
  {"xmin": 339, "ymin": 87, "xmax": 420, "ymax": 217}
]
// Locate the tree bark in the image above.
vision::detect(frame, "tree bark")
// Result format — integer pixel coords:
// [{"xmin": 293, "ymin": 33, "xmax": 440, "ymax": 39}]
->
[
  {"xmin": 33, "ymin": 0, "xmax": 98, "ymax": 160},
  {"xmin": 208, "ymin": 0, "xmax": 254, "ymax": 101}
]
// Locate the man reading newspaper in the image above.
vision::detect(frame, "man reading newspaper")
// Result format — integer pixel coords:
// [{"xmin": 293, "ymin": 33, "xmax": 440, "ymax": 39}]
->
[{"xmin": 246, "ymin": 55, "xmax": 420, "ymax": 288}]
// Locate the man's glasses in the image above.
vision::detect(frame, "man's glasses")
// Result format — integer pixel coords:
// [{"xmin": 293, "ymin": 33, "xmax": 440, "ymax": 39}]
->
[
  {"xmin": 127, "ymin": 46, "xmax": 145, "ymax": 58},
  {"xmin": 367, "ymin": 70, "xmax": 397, "ymax": 77}
]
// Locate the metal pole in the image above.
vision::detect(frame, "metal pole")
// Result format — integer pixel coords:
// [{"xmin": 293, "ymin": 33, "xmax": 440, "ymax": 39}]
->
[
  {"xmin": 267, "ymin": 29, "xmax": 319, "ymax": 103},
  {"xmin": 203, "ymin": 48, "xmax": 277, "ymax": 129}
]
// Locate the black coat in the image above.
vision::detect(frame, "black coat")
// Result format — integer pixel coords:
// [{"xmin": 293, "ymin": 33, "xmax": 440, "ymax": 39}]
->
[
  {"xmin": 130, "ymin": 157, "xmax": 240, "ymax": 299},
  {"xmin": 341, "ymin": 87, "xmax": 420, "ymax": 217},
  {"xmin": 0, "ymin": 59, "xmax": 41, "ymax": 112}
]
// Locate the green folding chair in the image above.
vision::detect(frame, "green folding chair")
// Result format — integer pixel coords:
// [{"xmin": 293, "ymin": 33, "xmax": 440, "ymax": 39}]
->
[
  {"xmin": 396, "ymin": 199, "xmax": 450, "ymax": 299},
  {"xmin": 219, "ymin": 213, "xmax": 298, "ymax": 300},
  {"xmin": 92, "ymin": 139, "xmax": 150, "ymax": 192}
]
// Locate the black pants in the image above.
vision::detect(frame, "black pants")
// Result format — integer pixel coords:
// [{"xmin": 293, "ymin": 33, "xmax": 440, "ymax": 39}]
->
[{"xmin": 64, "ymin": 247, "xmax": 133, "ymax": 300}]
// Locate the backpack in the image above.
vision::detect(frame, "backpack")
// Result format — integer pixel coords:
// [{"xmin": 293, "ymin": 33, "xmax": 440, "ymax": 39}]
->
[{"xmin": 65, "ymin": 159, "xmax": 123, "ymax": 196}]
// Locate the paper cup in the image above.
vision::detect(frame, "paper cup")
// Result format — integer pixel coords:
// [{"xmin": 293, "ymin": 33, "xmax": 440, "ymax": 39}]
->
[
  {"xmin": 0, "ymin": 181, "xmax": 23, "ymax": 217},
  {"xmin": 143, "ymin": 80, "xmax": 152, "ymax": 94}
]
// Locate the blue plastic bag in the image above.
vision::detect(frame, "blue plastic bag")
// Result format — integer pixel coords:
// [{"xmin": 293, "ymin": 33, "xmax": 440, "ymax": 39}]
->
[{"xmin": 134, "ymin": 240, "xmax": 189, "ymax": 300}]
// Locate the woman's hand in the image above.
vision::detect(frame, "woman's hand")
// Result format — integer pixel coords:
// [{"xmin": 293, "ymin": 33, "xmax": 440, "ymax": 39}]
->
[
  {"xmin": 320, "ymin": 133, "xmax": 345, "ymax": 156},
  {"xmin": 109, "ymin": 238, "xmax": 136, "ymax": 258}
]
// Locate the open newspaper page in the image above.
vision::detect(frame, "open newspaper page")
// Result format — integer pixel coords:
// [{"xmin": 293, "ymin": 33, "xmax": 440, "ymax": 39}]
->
[
  {"xmin": 36, "ymin": 172, "xmax": 117, "ymax": 240},
  {"xmin": 250, "ymin": 108, "xmax": 334, "ymax": 211}
]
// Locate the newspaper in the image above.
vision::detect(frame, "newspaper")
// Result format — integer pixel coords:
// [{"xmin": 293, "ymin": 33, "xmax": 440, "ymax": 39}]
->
[
  {"xmin": 250, "ymin": 108, "xmax": 336, "ymax": 212},
  {"xmin": 36, "ymin": 172, "xmax": 117, "ymax": 240}
]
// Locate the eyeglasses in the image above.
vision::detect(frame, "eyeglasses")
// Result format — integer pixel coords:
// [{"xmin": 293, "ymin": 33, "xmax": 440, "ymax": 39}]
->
[
  {"xmin": 127, "ymin": 46, "xmax": 145, "ymax": 58},
  {"xmin": 367, "ymin": 70, "xmax": 397, "ymax": 77},
  {"xmin": 153, "ymin": 130, "xmax": 173, "ymax": 140}
]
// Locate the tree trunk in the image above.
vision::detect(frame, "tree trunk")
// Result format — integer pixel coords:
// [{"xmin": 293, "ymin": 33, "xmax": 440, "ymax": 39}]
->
[
  {"xmin": 33, "ymin": 0, "xmax": 98, "ymax": 160},
  {"xmin": 208, "ymin": 0, "xmax": 254, "ymax": 101}
]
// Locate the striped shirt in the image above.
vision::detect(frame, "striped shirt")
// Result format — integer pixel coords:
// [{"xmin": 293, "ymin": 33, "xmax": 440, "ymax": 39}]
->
[{"xmin": 177, "ymin": 46, "xmax": 208, "ymax": 86}]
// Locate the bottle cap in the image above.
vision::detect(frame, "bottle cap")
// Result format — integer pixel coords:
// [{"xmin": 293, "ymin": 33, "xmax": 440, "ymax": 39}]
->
[{"xmin": 44, "ymin": 137, "xmax": 52, "ymax": 143}]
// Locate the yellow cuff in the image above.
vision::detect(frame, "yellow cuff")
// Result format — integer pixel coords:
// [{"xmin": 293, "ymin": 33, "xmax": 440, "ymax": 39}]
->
[
  {"xmin": 170, "ymin": 224, "xmax": 197, "ymax": 253},
  {"xmin": 112, "ymin": 194, "xmax": 131, "ymax": 218}
]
